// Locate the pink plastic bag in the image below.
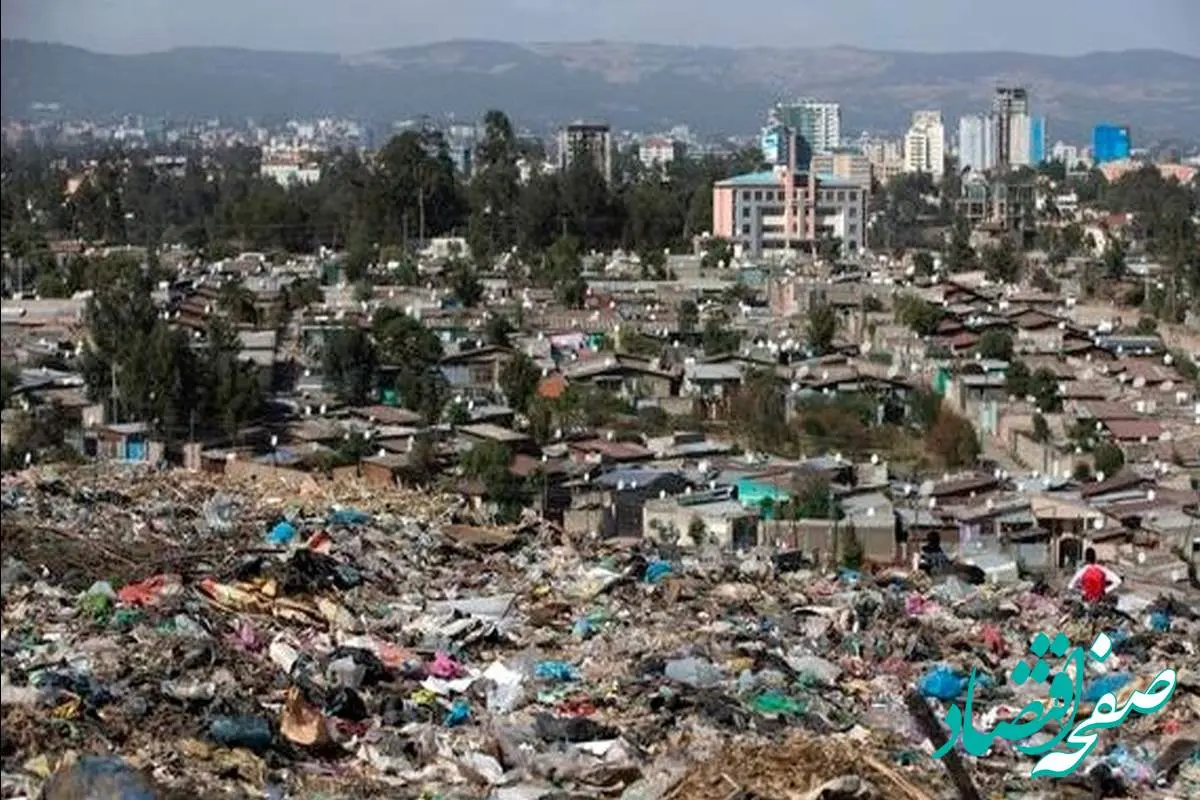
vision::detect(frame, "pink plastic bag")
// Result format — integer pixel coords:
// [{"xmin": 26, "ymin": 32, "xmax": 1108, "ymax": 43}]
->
[{"xmin": 428, "ymin": 651, "xmax": 464, "ymax": 679}]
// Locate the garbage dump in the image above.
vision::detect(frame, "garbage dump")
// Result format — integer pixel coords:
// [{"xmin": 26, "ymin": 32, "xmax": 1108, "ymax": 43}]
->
[{"xmin": 2, "ymin": 464, "xmax": 1199, "ymax": 798}]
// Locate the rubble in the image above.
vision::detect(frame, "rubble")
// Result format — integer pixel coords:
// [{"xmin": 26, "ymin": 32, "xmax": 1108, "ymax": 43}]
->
[{"xmin": 2, "ymin": 464, "xmax": 1199, "ymax": 799}]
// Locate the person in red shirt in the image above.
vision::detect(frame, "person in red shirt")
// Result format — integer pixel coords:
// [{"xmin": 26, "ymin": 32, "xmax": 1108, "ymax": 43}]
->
[{"xmin": 1068, "ymin": 547, "xmax": 1122, "ymax": 605}]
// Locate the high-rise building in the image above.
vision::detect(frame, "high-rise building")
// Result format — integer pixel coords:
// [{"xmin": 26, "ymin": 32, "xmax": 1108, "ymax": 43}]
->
[
  {"xmin": 1029, "ymin": 117, "xmax": 1046, "ymax": 165},
  {"xmin": 903, "ymin": 110, "xmax": 946, "ymax": 179},
  {"xmin": 1051, "ymin": 141, "xmax": 1081, "ymax": 168},
  {"xmin": 958, "ymin": 115, "xmax": 998, "ymax": 174},
  {"xmin": 1092, "ymin": 124, "xmax": 1131, "ymax": 164},
  {"xmin": 993, "ymin": 87, "xmax": 1030, "ymax": 168},
  {"xmin": 557, "ymin": 122, "xmax": 613, "ymax": 183},
  {"xmin": 770, "ymin": 100, "xmax": 841, "ymax": 166}
]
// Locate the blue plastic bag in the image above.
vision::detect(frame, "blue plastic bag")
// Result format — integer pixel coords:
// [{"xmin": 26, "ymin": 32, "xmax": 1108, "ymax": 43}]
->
[
  {"xmin": 917, "ymin": 665, "xmax": 969, "ymax": 700},
  {"xmin": 329, "ymin": 508, "xmax": 370, "ymax": 526},
  {"xmin": 444, "ymin": 699, "xmax": 470, "ymax": 726},
  {"xmin": 644, "ymin": 560, "xmax": 672, "ymax": 583},
  {"xmin": 1149, "ymin": 610, "xmax": 1170, "ymax": 632},
  {"xmin": 1083, "ymin": 672, "xmax": 1131, "ymax": 703},
  {"xmin": 267, "ymin": 520, "xmax": 297, "ymax": 545},
  {"xmin": 534, "ymin": 660, "xmax": 579, "ymax": 681}
]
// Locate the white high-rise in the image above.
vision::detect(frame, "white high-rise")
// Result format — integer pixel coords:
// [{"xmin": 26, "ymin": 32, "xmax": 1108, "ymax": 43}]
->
[
  {"xmin": 958, "ymin": 114, "xmax": 998, "ymax": 174},
  {"xmin": 1008, "ymin": 112, "xmax": 1033, "ymax": 167},
  {"xmin": 771, "ymin": 99, "xmax": 842, "ymax": 154},
  {"xmin": 903, "ymin": 110, "xmax": 945, "ymax": 180}
]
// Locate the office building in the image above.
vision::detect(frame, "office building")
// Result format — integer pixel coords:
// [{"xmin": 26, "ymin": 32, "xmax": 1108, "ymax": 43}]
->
[
  {"xmin": 861, "ymin": 137, "xmax": 906, "ymax": 183},
  {"xmin": 993, "ymin": 87, "xmax": 1030, "ymax": 169},
  {"xmin": 1029, "ymin": 117, "xmax": 1046, "ymax": 165},
  {"xmin": 958, "ymin": 115, "xmax": 998, "ymax": 174},
  {"xmin": 639, "ymin": 136, "xmax": 682, "ymax": 170},
  {"xmin": 1092, "ymin": 124, "xmax": 1131, "ymax": 165},
  {"xmin": 769, "ymin": 100, "xmax": 841, "ymax": 167},
  {"xmin": 1051, "ymin": 141, "xmax": 1082, "ymax": 168},
  {"xmin": 760, "ymin": 124, "xmax": 791, "ymax": 166},
  {"xmin": 557, "ymin": 122, "xmax": 613, "ymax": 183},
  {"xmin": 712, "ymin": 167, "xmax": 867, "ymax": 258},
  {"xmin": 446, "ymin": 124, "xmax": 478, "ymax": 176},
  {"xmin": 903, "ymin": 110, "xmax": 946, "ymax": 180},
  {"xmin": 957, "ymin": 172, "xmax": 1036, "ymax": 231},
  {"xmin": 810, "ymin": 149, "xmax": 873, "ymax": 192}
]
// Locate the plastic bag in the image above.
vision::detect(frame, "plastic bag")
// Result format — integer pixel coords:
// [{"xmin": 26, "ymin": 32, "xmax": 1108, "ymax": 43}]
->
[
  {"xmin": 917, "ymin": 665, "xmax": 969, "ymax": 700},
  {"xmin": 643, "ymin": 560, "xmax": 673, "ymax": 583},
  {"xmin": 267, "ymin": 520, "xmax": 297, "ymax": 546},
  {"xmin": 209, "ymin": 715, "xmax": 273, "ymax": 751},
  {"xmin": 534, "ymin": 660, "xmax": 579, "ymax": 682},
  {"xmin": 1083, "ymin": 673, "xmax": 1132, "ymax": 703}
]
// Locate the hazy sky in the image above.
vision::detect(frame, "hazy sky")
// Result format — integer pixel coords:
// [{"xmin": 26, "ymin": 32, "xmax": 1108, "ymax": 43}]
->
[{"xmin": 3, "ymin": 0, "xmax": 1198, "ymax": 56}]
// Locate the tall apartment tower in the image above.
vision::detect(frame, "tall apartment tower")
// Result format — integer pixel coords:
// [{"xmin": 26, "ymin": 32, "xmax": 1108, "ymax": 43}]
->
[
  {"xmin": 958, "ymin": 114, "xmax": 999, "ymax": 174},
  {"xmin": 770, "ymin": 100, "xmax": 841, "ymax": 167},
  {"xmin": 904, "ymin": 110, "xmax": 946, "ymax": 180},
  {"xmin": 557, "ymin": 122, "xmax": 613, "ymax": 183},
  {"xmin": 993, "ymin": 87, "xmax": 1029, "ymax": 169}
]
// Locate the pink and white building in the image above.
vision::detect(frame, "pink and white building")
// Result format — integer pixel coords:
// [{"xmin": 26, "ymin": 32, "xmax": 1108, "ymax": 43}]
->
[{"xmin": 712, "ymin": 166, "xmax": 867, "ymax": 258}]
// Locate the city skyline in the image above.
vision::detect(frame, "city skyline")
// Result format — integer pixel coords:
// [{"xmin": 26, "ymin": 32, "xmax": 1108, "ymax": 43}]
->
[{"xmin": 2, "ymin": 0, "xmax": 1198, "ymax": 56}]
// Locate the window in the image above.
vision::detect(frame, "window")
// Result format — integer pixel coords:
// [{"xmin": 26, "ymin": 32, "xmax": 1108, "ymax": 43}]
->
[
  {"xmin": 742, "ymin": 206, "xmax": 750, "ymax": 218},
  {"xmin": 742, "ymin": 190, "xmax": 751, "ymax": 201},
  {"xmin": 848, "ymin": 223, "xmax": 858, "ymax": 235},
  {"xmin": 848, "ymin": 206, "xmax": 858, "ymax": 218},
  {"xmin": 837, "ymin": 191, "xmax": 846, "ymax": 202},
  {"xmin": 754, "ymin": 190, "xmax": 763, "ymax": 201},
  {"xmin": 741, "ymin": 224, "xmax": 751, "ymax": 235},
  {"xmin": 848, "ymin": 191, "xmax": 858, "ymax": 203}
]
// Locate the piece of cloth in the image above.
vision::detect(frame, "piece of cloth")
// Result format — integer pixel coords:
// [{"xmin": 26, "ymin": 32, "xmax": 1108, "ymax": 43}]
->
[{"xmin": 1068, "ymin": 563, "xmax": 1121, "ymax": 602}]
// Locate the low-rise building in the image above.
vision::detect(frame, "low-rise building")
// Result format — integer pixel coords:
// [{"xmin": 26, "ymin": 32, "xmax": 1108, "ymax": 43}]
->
[{"xmin": 712, "ymin": 169, "xmax": 867, "ymax": 258}]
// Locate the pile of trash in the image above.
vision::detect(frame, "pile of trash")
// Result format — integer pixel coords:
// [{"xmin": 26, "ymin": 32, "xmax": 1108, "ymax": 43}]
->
[{"xmin": 2, "ymin": 465, "xmax": 1199, "ymax": 799}]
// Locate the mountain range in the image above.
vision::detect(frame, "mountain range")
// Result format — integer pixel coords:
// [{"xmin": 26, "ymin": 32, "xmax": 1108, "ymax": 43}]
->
[{"xmin": 3, "ymin": 39, "xmax": 1199, "ymax": 142}]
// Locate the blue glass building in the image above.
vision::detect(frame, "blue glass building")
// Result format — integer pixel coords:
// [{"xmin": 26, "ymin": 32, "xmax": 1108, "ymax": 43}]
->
[
  {"xmin": 1092, "ymin": 125, "xmax": 1131, "ymax": 164},
  {"xmin": 1029, "ymin": 117, "xmax": 1046, "ymax": 164}
]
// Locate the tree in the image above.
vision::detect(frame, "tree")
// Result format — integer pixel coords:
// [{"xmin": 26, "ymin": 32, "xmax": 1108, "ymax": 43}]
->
[
  {"xmin": 1032, "ymin": 413, "xmax": 1051, "ymax": 443},
  {"xmin": 322, "ymin": 327, "xmax": 377, "ymax": 406},
  {"xmin": 945, "ymin": 216, "xmax": 976, "ymax": 273},
  {"xmin": 1093, "ymin": 442, "xmax": 1125, "ymax": 478},
  {"xmin": 78, "ymin": 256, "xmax": 201, "ymax": 441},
  {"xmin": 976, "ymin": 330, "xmax": 1014, "ymax": 361},
  {"xmin": 980, "ymin": 239, "xmax": 1024, "ymax": 283},
  {"xmin": 485, "ymin": 314, "xmax": 515, "ymax": 347},
  {"xmin": 678, "ymin": 300, "xmax": 699, "ymax": 335},
  {"xmin": 499, "ymin": 352, "xmax": 541, "ymax": 414},
  {"xmin": 840, "ymin": 525, "xmax": 864, "ymax": 570},
  {"xmin": 926, "ymin": 410, "xmax": 980, "ymax": 468},
  {"xmin": 1134, "ymin": 317, "xmax": 1159, "ymax": 335},
  {"xmin": 895, "ymin": 294, "xmax": 944, "ymax": 337},
  {"xmin": 1102, "ymin": 238, "xmax": 1126, "ymax": 280},
  {"xmin": 467, "ymin": 110, "xmax": 520, "ymax": 263},
  {"xmin": 200, "ymin": 317, "xmax": 264, "ymax": 440},
  {"xmin": 0, "ymin": 364, "xmax": 15, "ymax": 409},
  {"xmin": 702, "ymin": 313, "xmax": 741, "ymax": 355},
  {"xmin": 913, "ymin": 251, "xmax": 936, "ymax": 277},
  {"xmin": 790, "ymin": 476, "xmax": 840, "ymax": 520},
  {"xmin": 806, "ymin": 302, "xmax": 838, "ymax": 356},
  {"xmin": 1005, "ymin": 360, "xmax": 1031, "ymax": 398},
  {"xmin": 372, "ymin": 309, "xmax": 447, "ymax": 421},
  {"xmin": 450, "ymin": 262, "xmax": 484, "ymax": 308},
  {"xmin": 1029, "ymin": 368, "xmax": 1063, "ymax": 412},
  {"xmin": 461, "ymin": 440, "xmax": 529, "ymax": 523}
]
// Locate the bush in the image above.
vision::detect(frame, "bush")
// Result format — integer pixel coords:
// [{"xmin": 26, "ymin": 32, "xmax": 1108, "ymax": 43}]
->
[{"xmin": 1093, "ymin": 442, "xmax": 1125, "ymax": 478}]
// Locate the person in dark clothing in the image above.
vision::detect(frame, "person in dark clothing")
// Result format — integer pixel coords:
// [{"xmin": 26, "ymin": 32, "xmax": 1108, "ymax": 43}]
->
[{"xmin": 917, "ymin": 531, "xmax": 952, "ymax": 575}]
